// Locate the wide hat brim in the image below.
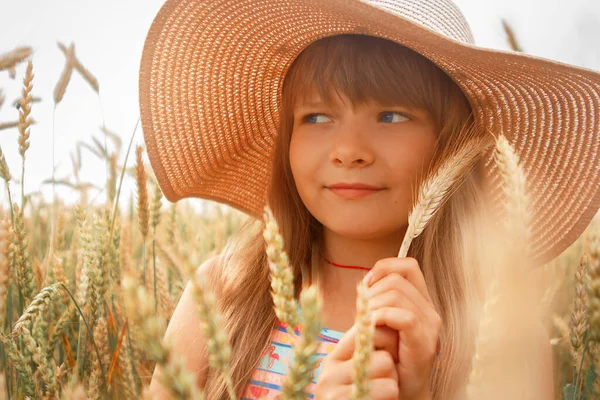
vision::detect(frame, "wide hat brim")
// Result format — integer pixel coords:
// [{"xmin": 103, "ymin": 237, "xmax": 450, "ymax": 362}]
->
[{"xmin": 139, "ymin": 0, "xmax": 600, "ymax": 265}]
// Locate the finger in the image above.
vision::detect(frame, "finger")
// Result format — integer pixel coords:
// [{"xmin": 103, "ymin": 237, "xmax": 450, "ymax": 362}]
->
[
  {"xmin": 372, "ymin": 326, "xmax": 399, "ymax": 363},
  {"xmin": 329, "ymin": 379, "xmax": 399, "ymax": 400},
  {"xmin": 372, "ymin": 307, "xmax": 424, "ymax": 350},
  {"xmin": 329, "ymin": 325, "xmax": 358, "ymax": 362},
  {"xmin": 368, "ymin": 378, "xmax": 400, "ymax": 399},
  {"xmin": 336, "ymin": 350, "xmax": 398, "ymax": 384},
  {"xmin": 368, "ymin": 273, "xmax": 438, "ymax": 322},
  {"xmin": 331, "ymin": 325, "xmax": 399, "ymax": 363},
  {"xmin": 365, "ymin": 257, "xmax": 432, "ymax": 304},
  {"xmin": 366, "ymin": 350, "xmax": 399, "ymax": 382},
  {"xmin": 368, "ymin": 286, "xmax": 415, "ymax": 314}
]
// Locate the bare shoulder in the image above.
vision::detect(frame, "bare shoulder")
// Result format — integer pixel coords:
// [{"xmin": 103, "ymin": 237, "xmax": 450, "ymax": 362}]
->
[{"xmin": 148, "ymin": 256, "xmax": 221, "ymax": 398}]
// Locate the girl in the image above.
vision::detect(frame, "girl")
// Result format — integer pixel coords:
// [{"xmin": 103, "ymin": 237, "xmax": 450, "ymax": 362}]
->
[{"xmin": 139, "ymin": 0, "xmax": 600, "ymax": 398}]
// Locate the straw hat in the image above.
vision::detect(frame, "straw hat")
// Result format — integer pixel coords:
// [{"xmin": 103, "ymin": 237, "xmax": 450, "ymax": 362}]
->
[{"xmin": 139, "ymin": 0, "xmax": 600, "ymax": 265}]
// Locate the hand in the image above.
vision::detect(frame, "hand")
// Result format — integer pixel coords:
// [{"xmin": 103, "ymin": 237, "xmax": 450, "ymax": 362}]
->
[
  {"xmin": 314, "ymin": 324, "xmax": 401, "ymax": 399},
  {"xmin": 363, "ymin": 257, "xmax": 441, "ymax": 400}
]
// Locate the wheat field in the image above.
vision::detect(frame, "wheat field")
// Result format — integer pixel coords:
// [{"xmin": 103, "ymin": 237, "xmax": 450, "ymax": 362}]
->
[{"xmin": 0, "ymin": 23, "xmax": 599, "ymax": 400}]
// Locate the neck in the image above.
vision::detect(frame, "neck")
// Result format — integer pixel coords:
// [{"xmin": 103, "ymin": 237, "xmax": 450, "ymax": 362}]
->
[{"xmin": 319, "ymin": 226, "xmax": 406, "ymax": 294}]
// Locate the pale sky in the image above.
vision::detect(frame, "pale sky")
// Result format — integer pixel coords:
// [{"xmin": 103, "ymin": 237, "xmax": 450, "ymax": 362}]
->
[{"xmin": 0, "ymin": 0, "xmax": 599, "ymax": 209}]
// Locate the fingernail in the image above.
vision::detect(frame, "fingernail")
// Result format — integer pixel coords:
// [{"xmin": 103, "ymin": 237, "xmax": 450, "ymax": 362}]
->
[{"xmin": 363, "ymin": 271, "xmax": 373, "ymax": 286}]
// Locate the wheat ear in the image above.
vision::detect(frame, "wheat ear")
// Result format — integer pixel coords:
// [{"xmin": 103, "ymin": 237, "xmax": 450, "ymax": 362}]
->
[
  {"xmin": 281, "ymin": 285, "xmax": 323, "ymax": 400},
  {"xmin": 54, "ymin": 42, "xmax": 75, "ymax": 104},
  {"xmin": 18, "ymin": 60, "xmax": 34, "ymax": 207},
  {"xmin": 123, "ymin": 276, "xmax": 204, "ymax": 400},
  {"xmin": 12, "ymin": 283, "xmax": 61, "ymax": 397},
  {"xmin": 467, "ymin": 133, "xmax": 533, "ymax": 399},
  {"xmin": 88, "ymin": 317, "xmax": 110, "ymax": 399},
  {"xmin": 586, "ymin": 231, "xmax": 600, "ymax": 343},
  {"xmin": 0, "ymin": 47, "xmax": 32, "ymax": 70},
  {"xmin": 263, "ymin": 206, "xmax": 300, "ymax": 333},
  {"xmin": 186, "ymin": 263, "xmax": 236, "ymax": 399},
  {"xmin": 135, "ymin": 146, "xmax": 149, "ymax": 239},
  {"xmin": 150, "ymin": 184, "xmax": 162, "ymax": 233},
  {"xmin": 11, "ymin": 203, "xmax": 36, "ymax": 306},
  {"xmin": 58, "ymin": 41, "xmax": 99, "ymax": 93},
  {"xmin": 0, "ymin": 216, "xmax": 10, "ymax": 328},
  {"xmin": 570, "ymin": 254, "xmax": 589, "ymax": 366},
  {"xmin": 398, "ymin": 134, "xmax": 489, "ymax": 257},
  {"xmin": 493, "ymin": 134, "xmax": 532, "ymax": 252},
  {"xmin": 0, "ymin": 333, "xmax": 35, "ymax": 396},
  {"xmin": 351, "ymin": 281, "xmax": 374, "ymax": 400}
]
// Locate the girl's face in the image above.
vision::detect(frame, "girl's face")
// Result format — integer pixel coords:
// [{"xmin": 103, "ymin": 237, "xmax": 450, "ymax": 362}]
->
[{"xmin": 289, "ymin": 93, "xmax": 438, "ymax": 240}]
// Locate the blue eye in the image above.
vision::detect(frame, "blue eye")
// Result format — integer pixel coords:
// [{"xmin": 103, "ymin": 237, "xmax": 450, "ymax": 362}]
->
[
  {"xmin": 380, "ymin": 112, "xmax": 409, "ymax": 123},
  {"xmin": 304, "ymin": 114, "xmax": 331, "ymax": 124}
]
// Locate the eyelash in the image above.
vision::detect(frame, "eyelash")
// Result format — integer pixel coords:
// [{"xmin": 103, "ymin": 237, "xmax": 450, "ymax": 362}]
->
[{"xmin": 301, "ymin": 111, "xmax": 410, "ymax": 124}]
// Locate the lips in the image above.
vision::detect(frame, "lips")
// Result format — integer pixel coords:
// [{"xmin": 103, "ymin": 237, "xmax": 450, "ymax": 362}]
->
[{"xmin": 326, "ymin": 183, "xmax": 384, "ymax": 200}]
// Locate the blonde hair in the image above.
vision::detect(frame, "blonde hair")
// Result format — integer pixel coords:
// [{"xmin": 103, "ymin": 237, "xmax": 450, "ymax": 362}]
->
[{"xmin": 201, "ymin": 34, "xmax": 492, "ymax": 399}]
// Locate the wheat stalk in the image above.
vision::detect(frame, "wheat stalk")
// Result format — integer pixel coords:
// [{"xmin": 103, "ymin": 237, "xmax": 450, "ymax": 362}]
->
[
  {"xmin": 281, "ymin": 285, "xmax": 323, "ymax": 400},
  {"xmin": 263, "ymin": 205, "xmax": 300, "ymax": 333},
  {"xmin": 398, "ymin": 133, "xmax": 489, "ymax": 257},
  {"xmin": 351, "ymin": 281, "xmax": 374, "ymax": 400}
]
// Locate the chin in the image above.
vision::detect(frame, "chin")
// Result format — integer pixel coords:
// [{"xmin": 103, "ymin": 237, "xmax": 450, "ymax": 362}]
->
[{"xmin": 315, "ymin": 209, "xmax": 406, "ymax": 240}]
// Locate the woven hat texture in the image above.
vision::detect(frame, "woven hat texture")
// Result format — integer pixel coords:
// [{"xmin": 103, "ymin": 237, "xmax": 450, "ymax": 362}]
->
[{"xmin": 139, "ymin": 0, "xmax": 600, "ymax": 265}]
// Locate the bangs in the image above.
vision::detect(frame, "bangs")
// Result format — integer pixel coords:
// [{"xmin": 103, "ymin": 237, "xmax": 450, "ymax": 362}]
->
[{"xmin": 282, "ymin": 34, "xmax": 467, "ymax": 126}]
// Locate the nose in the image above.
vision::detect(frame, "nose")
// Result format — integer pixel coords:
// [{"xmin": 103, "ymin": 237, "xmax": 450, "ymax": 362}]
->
[{"xmin": 330, "ymin": 119, "xmax": 375, "ymax": 167}]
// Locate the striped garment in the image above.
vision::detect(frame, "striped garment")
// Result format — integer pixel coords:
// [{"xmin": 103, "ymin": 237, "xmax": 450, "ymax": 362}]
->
[{"xmin": 241, "ymin": 321, "xmax": 345, "ymax": 399}]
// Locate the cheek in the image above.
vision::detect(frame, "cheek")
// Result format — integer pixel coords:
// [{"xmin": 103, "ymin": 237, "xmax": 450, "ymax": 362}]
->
[
  {"xmin": 289, "ymin": 134, "xmax": 318, "ymax": 193},
  {"xmin": 386, "ymin": 135, "xmax": 437, "ymax": 178}
]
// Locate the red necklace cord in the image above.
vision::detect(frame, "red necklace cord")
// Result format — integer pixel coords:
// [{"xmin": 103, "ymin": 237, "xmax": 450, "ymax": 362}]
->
[{"xmin": 322, "ymin": 257, "xmax": 371, "ymax": 271}]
